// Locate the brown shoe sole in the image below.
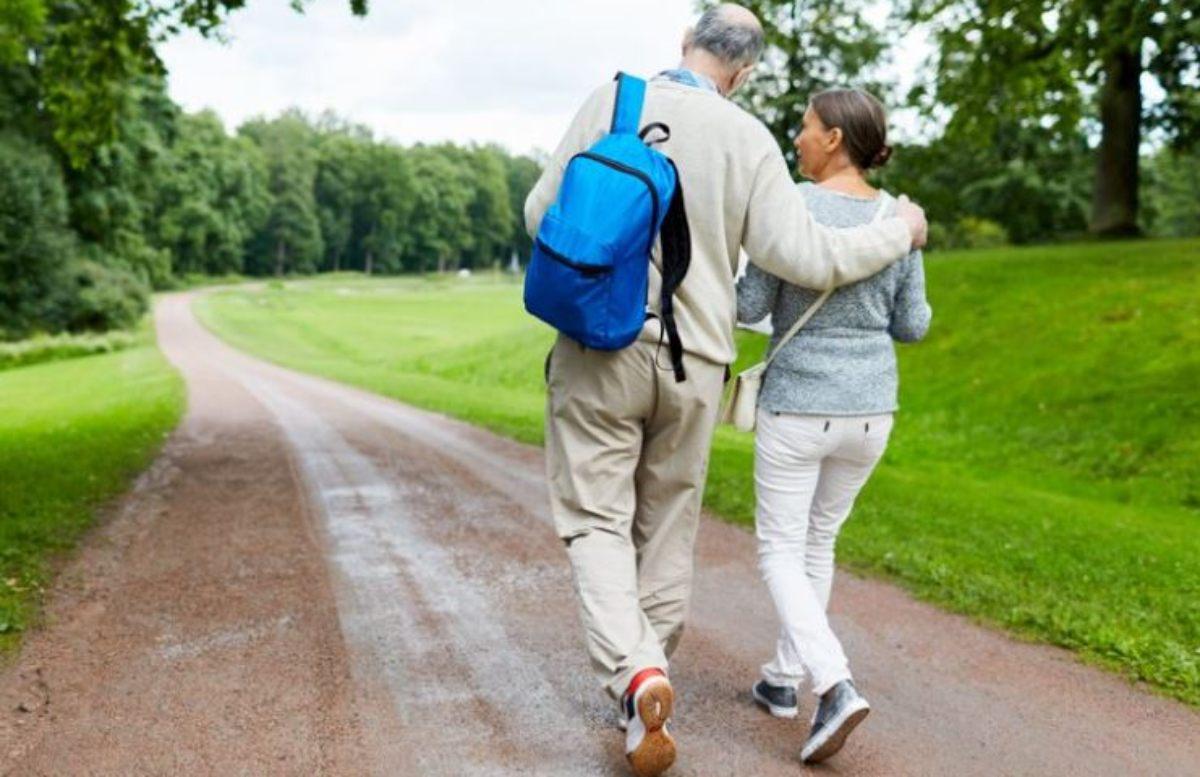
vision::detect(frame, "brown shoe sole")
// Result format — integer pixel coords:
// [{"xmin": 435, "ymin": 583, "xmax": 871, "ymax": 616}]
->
[{"xmin": 627, "ymin": 682, "xmax": 676, "ymax": 777}]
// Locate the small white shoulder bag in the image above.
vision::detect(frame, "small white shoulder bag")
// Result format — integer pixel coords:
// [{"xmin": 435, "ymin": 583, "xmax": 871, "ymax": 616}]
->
[{"xmin": 720, "ymin": 192, "xmax": 893, "ymax": 432}]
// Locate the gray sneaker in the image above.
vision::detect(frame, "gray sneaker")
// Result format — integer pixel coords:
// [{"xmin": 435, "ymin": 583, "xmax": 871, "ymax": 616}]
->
[
  {"xmin": 800, "ymin": 680, "xmax": 870, "ymax": 764},
  {"xmin": 752, "ymin": 679, "xmax": 799, "ymax": 719}
]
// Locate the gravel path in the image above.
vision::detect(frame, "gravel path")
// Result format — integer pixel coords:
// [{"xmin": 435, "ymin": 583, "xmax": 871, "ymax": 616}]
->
[{"xmin": 2, "ymin": 291, "xmax": 1197, "ymax": 776}]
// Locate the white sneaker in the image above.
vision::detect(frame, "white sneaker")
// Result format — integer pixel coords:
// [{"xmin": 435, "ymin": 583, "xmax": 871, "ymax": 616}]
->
[{"xmin": 623, "ymin": 670, "xmax": 676, "ymax": 777}]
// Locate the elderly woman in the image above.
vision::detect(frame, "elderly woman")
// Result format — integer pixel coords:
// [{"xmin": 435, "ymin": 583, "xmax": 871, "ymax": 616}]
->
[{"xmin": 738, "ymin": 88, "xmax": 932, "ymax": 765}]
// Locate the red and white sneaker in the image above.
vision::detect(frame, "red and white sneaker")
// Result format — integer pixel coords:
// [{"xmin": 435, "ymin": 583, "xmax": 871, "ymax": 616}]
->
[{"xmin": 622, "ymin": 668, "xmax": 676, "ymax": 777}]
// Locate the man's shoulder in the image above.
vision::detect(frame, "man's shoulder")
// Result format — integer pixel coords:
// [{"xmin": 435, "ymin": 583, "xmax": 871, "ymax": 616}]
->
[
  {"xmin": 644, "ymin": 81, "xmax": 777, "ymax": 151},
  {"xmin": 574, "ymin": 79, "xmax": 620, "ymax": 119},
  {"xmin": 571, "ymin": 77, "xmax": 777, "ymax": 160}
]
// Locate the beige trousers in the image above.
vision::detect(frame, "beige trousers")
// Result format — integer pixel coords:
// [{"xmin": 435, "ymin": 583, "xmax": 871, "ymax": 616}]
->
[{"xmin": 544, "ymin": 335, "xmax": 726, "ymax": 700}]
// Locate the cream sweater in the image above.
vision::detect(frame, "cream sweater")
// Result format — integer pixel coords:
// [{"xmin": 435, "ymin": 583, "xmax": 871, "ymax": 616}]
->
[{"xmin": 525, "ymin": 78, "xmax": 912, "ymax": 367}]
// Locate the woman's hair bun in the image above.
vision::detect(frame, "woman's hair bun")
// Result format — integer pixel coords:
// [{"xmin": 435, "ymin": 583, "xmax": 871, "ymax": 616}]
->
[{"xmin": 809, "ymin": 89, "xmax": 892, "ymax": 171}]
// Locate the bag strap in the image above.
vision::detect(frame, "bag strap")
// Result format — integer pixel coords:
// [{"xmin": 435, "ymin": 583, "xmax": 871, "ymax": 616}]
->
[
  {"xmin": 611, "ymin": 72, "xmax": 646, "ymax": 135},
  {"xmin": 763, "ymin": 288, "xmax": 832, "ymax": 369},
  {"xmin": 763, "ymin": 191, "xmax": 893, "ymax": 369},
  {"xmin": 659, "ymin": 159, "xmax": 690, "ymax": 382}
]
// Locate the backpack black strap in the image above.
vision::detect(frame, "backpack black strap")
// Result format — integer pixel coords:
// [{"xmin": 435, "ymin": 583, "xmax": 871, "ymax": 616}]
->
[
  {"xmin": 659, "ymin": 160, "xmax": 690, "ymax": 383},
  {"xmin": 638, "ymin": 122, "xmax": 671, "ymax": 145}
]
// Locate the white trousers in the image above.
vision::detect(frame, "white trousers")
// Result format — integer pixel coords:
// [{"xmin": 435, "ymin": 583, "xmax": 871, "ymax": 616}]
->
[{"xmin": 754, "ymin": 410, "xmax": 893, "ymax": 695}]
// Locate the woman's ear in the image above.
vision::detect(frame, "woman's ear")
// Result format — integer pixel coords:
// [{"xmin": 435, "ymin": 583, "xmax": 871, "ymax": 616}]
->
[
  {"xmin": 681, "ymin": 26, "xmax": 695, "ymax": 55},
  {"xmin": 826, "ymin": 126, "xmax": 843, "ymax": 153}
]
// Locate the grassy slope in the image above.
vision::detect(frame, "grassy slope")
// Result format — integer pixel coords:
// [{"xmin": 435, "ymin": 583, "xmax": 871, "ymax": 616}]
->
[
  {"xmin": 0, "ymin": 323, "xmax": 184, "ymax": 651},
  {"xmin": 196, "ymin": 240, "xmax": 1200, "ymax": 705}
]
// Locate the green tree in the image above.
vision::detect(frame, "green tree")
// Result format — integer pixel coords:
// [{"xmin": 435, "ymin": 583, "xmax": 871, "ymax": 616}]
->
[
  {"xmin": 64, "ymin": 74, "xmax": 177, "ymax": 287},
  {"xmin": 154, "ymin": 110, "xmax": 269, "ymax": 275},
  {"xmin": 315, "ymin": 133, "xmax": 366, "ymax": 272},
  {"xmin": 0, "ymin": 132, "xmax": 73, "ymax": 336},
  {"xmin": 405, "ymin": 146, "xmax": 474, "ymax": 273},
  {"xmin": 703, "ymin": 0, "xmax": 891, "ymax": 167},
  {"xmin": 1142, "ymin": 146, "xmax": 1200, "ymax": 238},
  {"xmin": 903, "ymin": 0, "xmax": 1200, "ymax": 237},
  {"xmin": 462, "ymin": 146, "xmax": 514, "ymax": 270},
  {"xmin": 0, "ymin": 132, "xmax": 149, "ymax": 338},
  {"xmin": 354, "ymin": 143, "xmax": 415, "ymax": 275},
  {"xmin": 0, "ymin": 0, "xmax": 368, "ymax": 168},
  {"xmin": 0, "ymin": 0, "xmax": 44, "ymax": 64},
  {"xmin": 241, "ymin": 112, "xmax": 323, "ymax": 276},
  {"xmin": 503, "ymin": 153, "xmax": 542, "ymax": 265}
]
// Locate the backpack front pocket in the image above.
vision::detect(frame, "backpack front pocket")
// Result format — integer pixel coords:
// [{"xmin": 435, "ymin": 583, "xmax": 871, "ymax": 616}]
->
[
  {"xmin": 525, "ymin": 213, "xmax": 621, "ymax": 348},
  {"xmin": 533, "ymin": 213, "xmax": 615, "ymax": 275}
]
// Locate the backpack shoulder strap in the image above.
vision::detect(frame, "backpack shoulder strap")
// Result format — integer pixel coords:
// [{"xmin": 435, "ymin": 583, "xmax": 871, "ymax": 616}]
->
[
  {"xmin": 659, "ymin": 159, "xmax": 690, "ymax": 382},
  {"xmin": 611, "ymin": 72, "xmax": 646, "ymax": 135}
]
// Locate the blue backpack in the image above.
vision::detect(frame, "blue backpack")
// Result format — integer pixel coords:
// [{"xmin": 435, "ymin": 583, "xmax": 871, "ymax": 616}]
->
[{"xmin": 524, "ymin": 72, "xmax": 691, "ymax": 381}]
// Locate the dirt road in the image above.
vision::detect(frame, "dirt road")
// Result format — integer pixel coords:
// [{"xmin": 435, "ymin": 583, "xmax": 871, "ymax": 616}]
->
[{"xmin": 3, "ymin": 291, "xmax": 1197, "ymax": 776}]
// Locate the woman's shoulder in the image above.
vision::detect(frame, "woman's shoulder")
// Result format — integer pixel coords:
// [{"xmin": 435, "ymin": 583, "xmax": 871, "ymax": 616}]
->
[
  {"xmin": 795, "ymin": 182, "xmax": 842, "ymax": 217},
  {"xmin": 800, "ymin": 181, "xmax": 893, "ymax": 204},
  {"xmin": 801, "ymin": 183, "xmax": 891, "ymax": 227}
]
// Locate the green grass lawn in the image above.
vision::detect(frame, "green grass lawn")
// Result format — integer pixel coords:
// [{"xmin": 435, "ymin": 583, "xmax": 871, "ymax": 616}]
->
[
  {"xmin": 0, "ymin": 322, "xmax": 184, "ymax": 652},
  {"xmin": 197, "ymin": 239, "xmax": 1200, "ymax": 706}
]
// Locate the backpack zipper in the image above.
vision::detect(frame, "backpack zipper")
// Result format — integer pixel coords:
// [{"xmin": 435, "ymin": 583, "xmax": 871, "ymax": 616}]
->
[
  {"xmin": 536, "ymin": 238, "xmax": 612, "ymax": 276},
  {"xmin": 572, "ymin": 152, "xmax": 660, "ymax": 253}
]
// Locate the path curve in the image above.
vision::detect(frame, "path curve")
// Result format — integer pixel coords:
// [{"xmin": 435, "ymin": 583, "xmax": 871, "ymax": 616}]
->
[{"xmin": 2, "ymin": 291, "xmax": 1197, "ymax": 776}]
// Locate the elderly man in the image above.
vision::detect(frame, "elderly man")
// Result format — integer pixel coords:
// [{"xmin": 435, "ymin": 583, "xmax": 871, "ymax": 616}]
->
[{"xmin": 525, "ymin": 5, "xmax": 926, "ymax": 775}]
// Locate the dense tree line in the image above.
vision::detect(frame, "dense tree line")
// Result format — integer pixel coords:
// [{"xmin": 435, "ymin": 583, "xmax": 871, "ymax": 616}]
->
[
  {"xmin": 230, "ymin": 109, "xmax": 539, "ymax": 278},
  {"xmin": 1, "ymin": 68, "xmax": 540, "ymax": 339}
]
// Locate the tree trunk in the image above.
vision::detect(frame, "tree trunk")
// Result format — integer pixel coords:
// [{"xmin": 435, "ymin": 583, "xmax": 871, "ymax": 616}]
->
[
  {"xmin": 1091, "ymin": 44, "xmax": 1142, "ymax": 237},
  {"xmin": 437, "ymin": 254, "xmax": 446, "ymax": 274},
  {"xmin": 275, "ymin": 240, "xmax": 286, "ymax": 277},
  {"xmin": 365, "ymin": 250, "xmax": 373, "ymax": 276}
]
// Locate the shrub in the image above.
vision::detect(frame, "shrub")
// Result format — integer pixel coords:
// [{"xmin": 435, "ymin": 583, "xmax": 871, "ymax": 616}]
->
[
  {"xmin": 955, "ymin": 216, "xmax": 1010, "ymax": 249},
  {"xmin": 0, "ymin": 133, "xmax": 74, "ymax": 338},
  {"xmin": 929, "ymin": 216, "xmax": 1011, "ymax": 251},
  {"xmin": 0, "ymin": 330, "xmax": 140, "ymax": 371},
  {"xmin": 46, "ymin": 260, "xmax": 150, "ymax": 333}
]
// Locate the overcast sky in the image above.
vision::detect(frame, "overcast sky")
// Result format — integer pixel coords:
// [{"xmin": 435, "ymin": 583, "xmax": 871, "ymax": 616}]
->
[
  {"xmin": 160, "ymin": 1, "xmax": 934, "ymax": 155},
  {"xmin": 161, "ymin": 0, "xmax": 700, "ymax": 154}
]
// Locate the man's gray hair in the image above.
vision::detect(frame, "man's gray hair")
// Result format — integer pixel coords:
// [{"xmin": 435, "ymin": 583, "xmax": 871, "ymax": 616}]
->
[{"xmin": 693, "ymin": 6, "xmax": 765, "ymax": 69}]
